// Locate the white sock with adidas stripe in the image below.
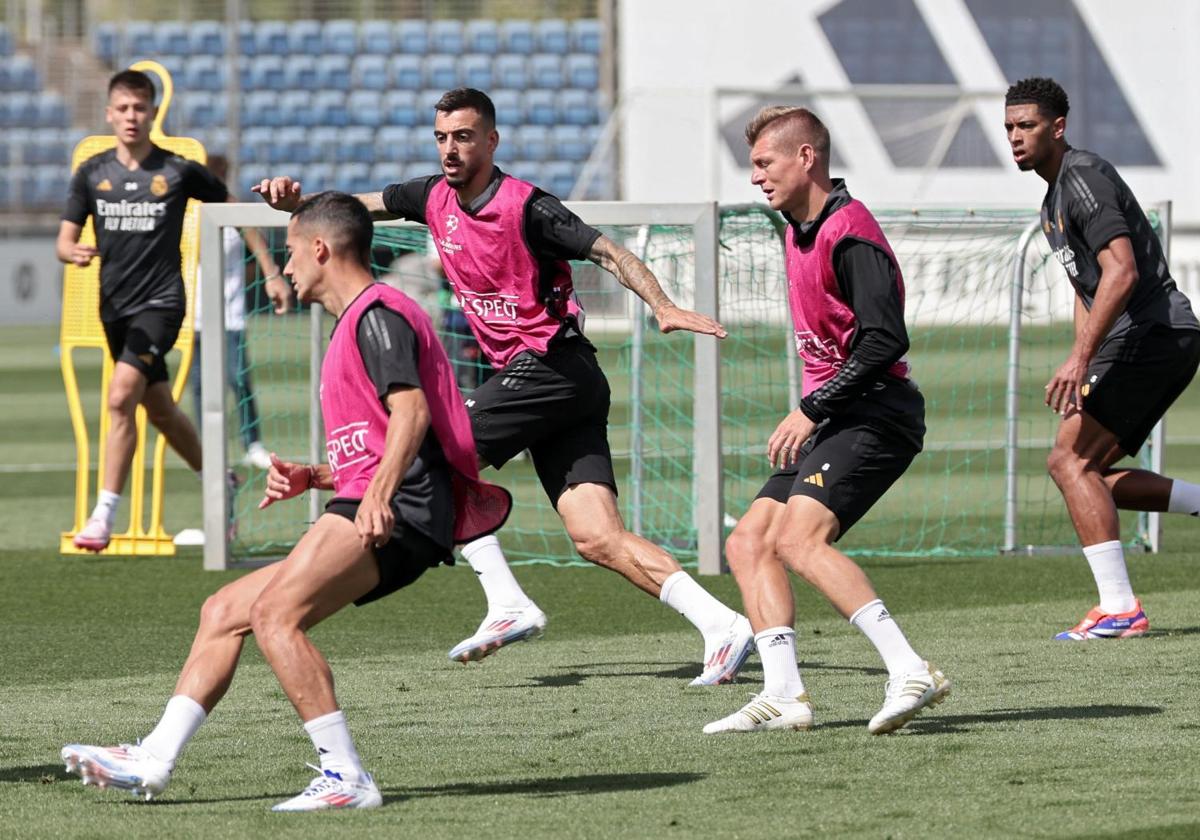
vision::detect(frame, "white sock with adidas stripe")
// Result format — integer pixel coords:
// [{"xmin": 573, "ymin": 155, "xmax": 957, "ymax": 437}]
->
[
  {"xmin": 849, "ymin": 599, "xmax": 924, "ymax": 679},
  {"xmin": 755, "ymin": 627, "xmax": 805, "ymax": 698}
]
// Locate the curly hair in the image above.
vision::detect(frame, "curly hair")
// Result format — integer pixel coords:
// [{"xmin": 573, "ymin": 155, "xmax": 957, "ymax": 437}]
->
[{"xmin": 1005, "ymin": 77, "xmax": 1069, "ymax": 120}]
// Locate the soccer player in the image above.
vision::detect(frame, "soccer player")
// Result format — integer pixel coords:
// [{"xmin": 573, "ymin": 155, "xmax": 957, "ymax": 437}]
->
[
  {"xmin": 62, "ymin": 192, "xmax": 512, "ymax": 810},
  {"xmin": 57, "ymin": 70, "xmax": 232, "ymax": 551},
  {"xmin": 256, "ymin": 88, "xmax": 754, "ymax": 685},
  {"xmin": 1004, "ymin": 77, "xmax": 1200, "ymax": 639},
  {"xmin": 703, "ymin": 107, "xmax": 949, "ymax": 735},
  {"xmin": 188, "ymin": 153, "xmax": 290, "ymax": 470}
]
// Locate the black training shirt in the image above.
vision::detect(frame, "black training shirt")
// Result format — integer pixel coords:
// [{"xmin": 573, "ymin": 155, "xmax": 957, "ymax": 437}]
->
[
  {"xmin": 63, "ymin": 145, "xmax": 229, "ymax": 322},
  {"xmin": 354, "ymin": 302, "xmax": 454, "ymax": 549}
]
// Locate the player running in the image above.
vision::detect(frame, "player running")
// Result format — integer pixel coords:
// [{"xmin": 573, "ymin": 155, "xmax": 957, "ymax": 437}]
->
[
  {"xmin": 703, "ymin": 107, "xmax": 949, "ymax": 736},
  {"xmin": 1004, "ymin": 77, "xmax": 1200, "ymax": 640},
  {"xmin": 61, "ymin": 192, "xmax": 511, "ymax": 810},
  {"xmin": 256, "ymin": 88, "xmax": 753, "ymax": 685}
]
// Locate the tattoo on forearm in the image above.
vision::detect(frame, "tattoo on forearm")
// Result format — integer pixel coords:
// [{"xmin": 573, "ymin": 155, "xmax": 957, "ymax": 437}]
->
[{"xmin": 590, "ymin": 237, "xmax": 671, "ymax": 312}]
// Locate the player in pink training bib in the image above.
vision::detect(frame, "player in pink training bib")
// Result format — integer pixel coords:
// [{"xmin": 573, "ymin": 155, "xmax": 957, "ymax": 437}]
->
[
  {"xmin": 702, "ymin": 107, "xmax": 950, "ymax": 738},
  {"xmin": 256, "ymin": 88, "xmax": 755, "ymax": 686},
  {"xmin": 63, "ymin": 193, "xmax": 510, "ymax": 811}
]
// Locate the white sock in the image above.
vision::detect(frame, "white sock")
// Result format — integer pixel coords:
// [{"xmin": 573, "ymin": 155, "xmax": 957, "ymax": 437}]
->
[
  {"xmin": 461, "ymin": 535, "xmax": 533, "ymax": 611},
  {"xmin": 849, "ymin": 599, "xmax": 925, "ymax": 679},
  {"xmin": 304, "ymin": 709, "xmax": 367, "ymax": 781},
  {"xmin": 1083, "ymin": 540, "xmax": 1137, "ymax": 614},
  {"xmin": 755, "ymin": 627, "xmax": 805, "ymax": 698},
  {"xmin": 139, "ymin": 695, "xmax": 206, "ymax": 767},
  {"xmin": 1168, "ymin": 480, "xmax": 1200, "ymax": 516},
  {"xmin": 91, "ymin": 489, "xmax": 121, "ymax": 527},
  {"xmin": 659, "ymin": 570, "xmax": 739, "ymax": 637}
]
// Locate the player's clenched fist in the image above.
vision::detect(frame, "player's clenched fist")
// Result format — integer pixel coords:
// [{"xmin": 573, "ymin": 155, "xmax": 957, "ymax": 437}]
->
[
  {"xmin": 252, "ymin": 176, "xmax": 303, "ymax": 212},
  {"xmin": 68, "ymin": 244, "xmax": 98, "ymax": 267},
  {"xmin": 258, "ymin": 453, "xmax": 314, "ymax": 509}
]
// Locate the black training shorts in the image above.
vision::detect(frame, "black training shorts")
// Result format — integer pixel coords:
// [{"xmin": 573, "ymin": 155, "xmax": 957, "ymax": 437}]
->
[
  {"xmin": 101, "ymin": 307, "xmax": 184, "ymax": 386},
  {"xmin": 324, "ymin": 497, "xmax": 452, "ymax": 606},
  {"xmin": 1081, "ymin": 324, "xmax": 1200, "ymax": 455},
  {"xmin": 466, "ymin": 338, "xmax": 616, "ymax": 506}
]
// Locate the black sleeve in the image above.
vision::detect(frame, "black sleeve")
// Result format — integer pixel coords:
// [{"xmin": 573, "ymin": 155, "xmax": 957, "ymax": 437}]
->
[
  {"xmin": 524, "ymin": 190, "xmax": 602, "ymax": 261},
  {"xmin": 799, "ymin": 239, "xmax": 910, "ymax": 423},
  {"xmin": 381, "ymin": 176, "xmax": 440, "ymax": 224},
  {"xmin": 356, "ymin": 304, "xmax": 422, "ymax": 405},
  {"xmin": 181, "ymin": 159, "xmax": 230, "ymax": 203},
  {"xmin": 62, "ymin": 167, "xmax": 90, "ymax": 225},
  {"xmin": 1063, "ymin": 166, "xmax": 1129, "ymax": 256}
]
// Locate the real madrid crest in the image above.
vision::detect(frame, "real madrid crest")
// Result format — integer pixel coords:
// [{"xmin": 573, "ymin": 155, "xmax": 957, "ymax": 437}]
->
[{"xmin": 150, "ymin": 174, "xmax": 168, "ymax": 197}]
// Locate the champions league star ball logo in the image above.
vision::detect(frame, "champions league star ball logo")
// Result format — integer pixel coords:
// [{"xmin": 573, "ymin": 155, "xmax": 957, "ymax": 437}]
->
[{"xmin": 445, "ymin": 213, "xmax": 459, "ymax": 233}]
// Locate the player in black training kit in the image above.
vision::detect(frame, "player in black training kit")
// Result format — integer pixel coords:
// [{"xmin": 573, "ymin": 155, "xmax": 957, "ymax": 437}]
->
[
  {"xmin": 57, "ymin": 70, "xmax": 233, "ymax": 551},
  {"xmin": 1005, "ymin": 77, "xmax": 1200, "ymax": 640}
]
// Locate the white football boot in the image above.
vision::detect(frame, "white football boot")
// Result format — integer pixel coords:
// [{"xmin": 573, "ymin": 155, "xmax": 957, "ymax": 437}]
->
[
  {"xmin": 703, "ymin": 693, "xmax": 814, "ymax": 734},
  {"xmin": 690, "ymin": 615, "xmax": 755, "ymax": 686},
  {"xmin": 72, "ymin": 517, "xmax": 112, "ymax": 552},
  {"xmin": 61, "ymin": 743, "xmax": 172, "ymax": 801},
  {"xmin": 867, "ymin": 662, "xmax": 951, "ymax": 734},
  {"xmin": 448, "ymin": 604, "xmax": 547, "ymax": 663},
  {"xmin": 271, "ymin": 766, "xmax": 382, "ymax": 812}
]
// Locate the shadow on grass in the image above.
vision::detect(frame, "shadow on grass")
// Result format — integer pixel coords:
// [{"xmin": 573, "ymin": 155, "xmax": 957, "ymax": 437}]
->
[
  {"xmin": 498, "ymin": 659, "xmax": 884, "ymax": 688},
  {"xmin": 382, "ymin": 771, "xmax": 706, "ymax": 805},
  {"xmin": 822, "ymin": 703, "xmax": 1163, "ymax": 734},
  {"xmin": 0, "ymin": 763, "xmax": 72, "ymax": 784},
  {"xmin": 1144, "ymin": 626, "xmax": 1200, "ymax": 638}
]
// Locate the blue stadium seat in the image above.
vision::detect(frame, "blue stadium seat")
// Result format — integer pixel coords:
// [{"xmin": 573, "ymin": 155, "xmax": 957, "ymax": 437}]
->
[
  {"xmin": 395, "ymin": 20, "xmax": 427, "ymax": 55},
  {"xmin": 32, "ymin": 165, "xmax": 69, "ymax": 207},
  {"xmin": 493, "ymin": 55, "xmax": 528, "ymax": 90},
  {"xmin": 362, "ymin": 21, "xmax": 393, "ymax": 55},
  {"xmin": 3, "ymin": 55, "xmax": 38, "ymax": 90},
  {"xmin": 239, "ymin": 126, "xmax": 274, "ymax": 164},
  {"xmin": 302, "ymin": 163, "xmax": 334, "ymax": 192},
  {"xmin": 0, "ymin": 170, "xmax": 10, "ymax": 208},
  {"xmin": 309, "ymin": 126, "xmax": 341, "ymax": 163},
  {"xmin": 195, "ymin": 128, "xmax": 228, "ymax": 160},
  {"xmin": 190, "ymin": 21, "xmax": 224, "ymax": 56},
  {"xmin": 551, "ymin": 125, "xmax": 589, "ymax": 162},
  {"xmin": 507, "ymin": 160, "xmax": 541, "ymax": 185},
  {"xmin": 256, "ymin": 21, "xmax": 289, "ymax": 55},
  {"xmin": 405, "ymin": 125, "xmax": 440, "ymax": 163},
  {"xmin": 323, "ymin": 20, "xmax": 359, "ymax": 55},
  {"xmin": 94, "ymin": 23, "xmax": 120, "ymax": 63},
  {"xmin": 523, "ymin": 90, "xmax": 557, "ymax": 126},
  {"xmin": 529, "ymin": 54, "xmax": 562, "ymax": 89},
  {"xmin": 242, "ymin": 90, "xmax": 282, "ymax": 127},
  {"xmin": 35, "ymin": 129, "xmax": 72, "ymax": 165},
  {"xmin": 185, "ymin": 55, "xmax": 224, "ymax": 92},
  {"xmin": 464, "ymin": 20, "xmax": 500, "ymax": 54},
  {"xmin": 513, "ymin": 125, "xmax": 551, "ymax": 162},
  {"xmin": 565, "ymin": 54, "xmax": 599, "ymax": 90},
  {"xmin": 571, "ymin": 19, "xmax": 603, "ymax": 54},
  {"xmin": 428, "ymin": 20, "xmax": 464, "ymax": 55},
  {"xmin": 237, "ymin": 169, "xmax": 266, "ymax": 197},
  {"xmin": 5, "ymin": 92, "xmax": 37, "ymax": 126},
  {"xmin": 459, "ymin": 54, "xmax": 493, "ymax": 91},
  {"xmin": 560, "ymin": 88, "xmax": 600, "ymax": 126},
  {"xmin": 283, "ymin": 55, "xmax": 318, "ymax": 90},
  {"xmin": 335, "ymin": 162, "xmax": 372, "ymax": 194},
  {"xmin": 382, "ymin": 89, "xmax": 420, "ymax": 126},
  {"xmin": 417, "ymin": 88, "xmax": 445, "ymax": 116},
  {"xmin": 3, "ymin": 128, "xmax": 28, "ymax": 163},
  {"xmin": 287, "ymin": 20, "xmax": 322, "ymax": 55},
  {"xmin": 156, "ymin": 55, "xmax": 187, "ymax": 82},
  {"xmin": 541, "ymin": 161, "xmax": 577, "ymax": 197},
  {"xmin": 317, "ymin": 55, "xmax": 352, "ymax": 91},
  {"xmin": 388, "ymin": 55, "xmax": 423, "ymax": 90},
  {"xmin": 491, "ymin": 89, "xmax": 523, "ymax": 126},
  {"xmin": 274, "ymin": 126, "xmax": 313, "ymax": 164},
  {"xmin": 278, "ymin": 89, "xmax": 315, "ymax": 127},
  {"xmin": 375, "ymin": 126, "xmax": 409, "ymax": 163},
  {"xmin": 180, "ymin": 91, "xmax": 220, "ymax": 128},
  {"xmin": 237, "ymin": 20, "xmax": 255, "ymax": 55},
  {"xmin": 348, "ymin": 90, "xmax": 385, "ymax": 127},
  {"xmin": 369, "ymin": 162, "xmax": 405, "ymax": 188},
  {"xmin": 499, "ymin": 20, "xmax": 535, "ymax": 55},
  {"xmin": 424, "ymin": 54, "xmax": 458, "ymax": 90},
  {"xmin": 37, "ymin": 92, "xmax": 69, "ymax": 128},
  {"xmin": 536, "ymin": 19, "xmax": 570, "ymax": 55},
  {"xmin": 353, "ymin": 54, "xmax": 388, "ymax": 91},
  {"xmin": 155, "ymin": 22, "xmax": 189, "ymax": 56},
  {"xmin": 402, "ymin": 161, "xmax": 435, "ymax": 181},
  {"xmin": 250, "ymin": 54, "xmax": 286, "ymax": 90},
  {"xmin": 126, "ymin": 21, "xmax": 156, "ymax": 58},
  {"xmin": 313, "ymin": 90, "xmax": 349, "ymax": 127}
]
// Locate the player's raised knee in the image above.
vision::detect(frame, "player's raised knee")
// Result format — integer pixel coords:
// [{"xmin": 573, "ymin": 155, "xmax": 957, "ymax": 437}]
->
[
  {"xmin": 725, "ymin": 526, "xmax": 770, "ymax": 573},
  {"xmin": 198, "ymin": 588, "xmax": 249, "ymax": 636}
]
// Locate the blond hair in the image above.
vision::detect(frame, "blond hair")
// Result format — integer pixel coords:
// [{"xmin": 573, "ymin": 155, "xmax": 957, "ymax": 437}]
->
[{"xmin": 744, "ymin": 106, "xmax": 831, "ymax": 157}]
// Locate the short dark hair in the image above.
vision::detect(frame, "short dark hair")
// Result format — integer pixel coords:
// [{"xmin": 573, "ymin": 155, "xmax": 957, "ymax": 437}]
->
[
  {"xmin": 1005, "ymin": 77, "xmax": 1070, "ymax": 120},
  {"xmin": 292, "ymin": 192, "xmax": 374, "ymax": 268},
  {"xmin": 108, "ymin": 69, "xmax": 155, "ymax": 101},
  {"xmin": 434, "ymin": 87, "xmax": 496, "ymax": 128}
]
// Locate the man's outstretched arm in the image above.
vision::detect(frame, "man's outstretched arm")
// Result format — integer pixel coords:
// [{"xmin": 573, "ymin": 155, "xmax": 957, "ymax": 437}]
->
[{"xmin": 252, "ymin": 176, "xmax": 399, "ymax": 221}]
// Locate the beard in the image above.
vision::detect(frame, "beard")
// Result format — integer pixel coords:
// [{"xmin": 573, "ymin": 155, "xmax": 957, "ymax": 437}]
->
[{"xmin": 443, "ymin": 160, "xmax": 470, "ymax": 187}]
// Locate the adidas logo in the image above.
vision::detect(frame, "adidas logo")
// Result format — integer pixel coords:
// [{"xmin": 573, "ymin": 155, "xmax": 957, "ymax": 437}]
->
[
  {"xmin": 767, "ymin": 634, "xmax": 789, "ymax": 647},
  {"xmin": 877, "ymin": 607, "xmax": 892, "ymax": 622},
  {"xmin": 803, "ymin": 472, "xmax": 824, "ymax": 487}
]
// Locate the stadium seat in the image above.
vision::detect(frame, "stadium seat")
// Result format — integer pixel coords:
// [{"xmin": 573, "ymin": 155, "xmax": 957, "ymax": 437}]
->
[
  {"xmin": 491, "ymin": 89, "xmax": 523, "ymax": 126},
  {"xmin": 369, "ymin": 162, "xmax": 405, "ymax": 188},
  {"xmin": 338, "ymin": 126, "xmax": 376, "ymax": 163},
  {"xmin": 31, "ymin": 129, "xmax": 71, "ymax": 165},
  {"xmin": 361, "ymin": 21, "xmax": 393, "ymax": 55},
  {"xmin": 2, "ymin": 128, "xmax": 28, "ymax": 163},
  {"xmin": 395, "ymin": 20, "xmax": 428, "ymax": 55},
  {"xmin": 513, "ymin": 125, "xmax": 552, "ymax": 162},
  {"xmin": 464, "ymin": 19, "xmax": 500, "ymax": 54},
  {"xmin": 250, "ymin": 54, "xmax": 286, "ymax": 90},
  {"xmin": 402, "ymin": 161, "xmax": 435, "ymax": 181},
  {"xmin": 536, "ymin": 19, "xmax": 570, "ymax": 55},
  {"xmin": 36, "ymin": 92, "xmax": 69, "ymax": 128},
  {"xmin": 273, "ymin": 89, "xmax": 311, "ymax": 127},
  {"xmin": 32, "ymin": 165, "xmax": 68, "ymax": 207},
  {"xmin": 348, "ymin": 90, "xmax": 385, "ymax": 127},
  {"xmin": 428, "ymin": 20, "xmax": 464, "ymax": 55},
  {"xmin": 523, "ymin": 90, "xmax": 557, "ymax": 126},
  {"xmin": 283, "ymin": 55, "xmax": 318, "ymax": 91},
  {"xmin": 302, "ymin": 163, "xmax": 334, "ymax": 192},
  {"xmin": 560, "ymin": 88, "xmax": 600, "ymax": 126},
  {"xmin": 0, "ymin": 169, "xmax": 10, "ymax": 208},
  {"xmin": 0, "ymin": 24, "xmax": 9, "ymax": 58},
  {"xmin": 156, "ymin": 55, "xmax": 187, "ymax": 81},
  {"xmin": 323, "ymin": 19, "xmax": 359, "ymax": 56},
  {"xmin": 565, "ymin": 54, "xmax": 599, "ymax": 90},
  {"xmin": 239, "ymin": 126, "xmax": 273, "ymax": 164},
  {"xmin": 242, "ymin": 90, "xmax": 282, "ymax": 127},
  {"xmin": 237, "ymin": 20, "xmax": 255, "ymax": 55},
  {"xmin": 94, "ymin": 23, "xmax": 120, "ymax": 63},
  {"xmin": 237, "ymin": 169, "xmax": 266, "ymax": 197},
  {"xmin": 313, "ymin": 90, "xmax": 349, "ymax": 128},
  {"xmin": 493, "ymin": 55, "xmax": 528, "ymax": 91},
  {"xmin": 308, "ymin": 126, "xmax": 341, "ymax": 164},
  {"xmin": 190, "ymin": 21, "xmax": 224, "ymax": 56},
  {"xmin": 317, "ymin": 55, "xmax": 352, "ymax": 91},
  {"xmin": 418, "ymin": 87, "xmax": 445, "ymax": 114},
  {"xmin": 180, "ymin": 91, "xmax": 217, "ymax": 128},
  {"xmin": 388, "ymin": 55, "xmax": 423, "ymax": 90},
  {"xmin": 405, "ymin": 125, "xmax": 441, "ymax": 163},
  {"xmin": 287, "ymin": 20, "xmax": 322, "ymax": 55},
  {"xmin": 3, "ymin": 55, "xmax": 38, "ymax": 90},
  {"xmin": 529, "ymin": 54, "xmax": 563, "ymax": 89},
  {"xmin": 335, "ymin": 162, "xmax": 372, "ymax": 194},
  {"xmin": 499, "ymin": 20, "xmax": 536, "ymax": 55},
  {"xmin": 255, "ymin": 21, "xmax": 289, "ymax": 56},
  {"xmin": 507, "ymin": 160, "xmax": 541, "ymax": 185},
  {"xmin": 459, "ymin": 54, "xmax": 493, "ymax": 91},
  {"xmin": 126, "ymin": 21, "xmax": 156, "ymax": 58},
  {"xmin": 424, "ymin": 55, "xmax": 457, "ymax": 90},
  {"xmin": 274, "ymin": 126, "xmax": 313, "ymax": 164},
  {"xmin": 155, "ymin": 22, "xmax": 190, "ymax": 56},
  {"xmin": 185, "ymin": 55, "xmax": 224, "ymax": 92},
  {"xmin": 375, "ymin": 125, "xmax": 410, "ymax": 162},
  {"xmin": 4, "ymin": 92, "xmax": 37, "ymax": 127},
  {"xmin": 541, "ymin": 161, "xmax": 577, "ymax": 197},
  {"xmin": 382, "ymin": 89, "xmax": 420, "ymax": 126},
  {"xmin": 571, "ymin": 19, "xmax": 603, "ymax": 54},
  {"xmin": 550, "ymin": 125, "xmax": 590, "ymax": 162}
]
